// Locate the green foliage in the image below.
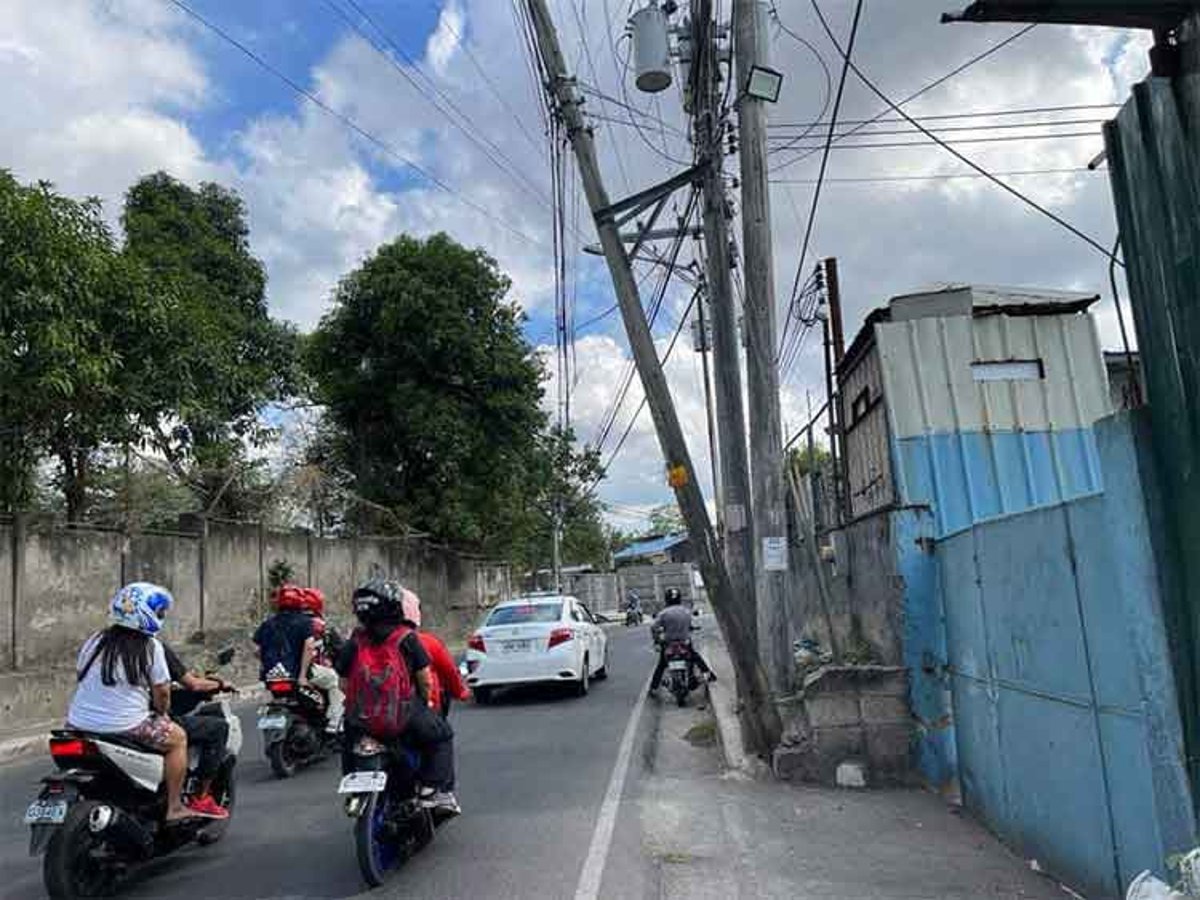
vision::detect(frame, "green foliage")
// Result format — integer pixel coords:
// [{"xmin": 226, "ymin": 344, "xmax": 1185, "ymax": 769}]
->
[
  {"xmin": 307, "ymin": 233, "xmax": 546, "ymax": 544},
  {"xmin": 0, "ymin": 171, "xmax": 174, "ymax": 518},
  {"xmin": 267, "ymin": 559, "xmax": 295, "ymax": 591},
  {"xmin": 788, "ymin": 443, "xmax": 831, "ymax": 477},
  {"xmin": 121, "ymin": 172, "xmax": 299, "ymax": 515},
  {"xmin": 646, "ymin": 503, "xmax": 685, "ymax": 535}
]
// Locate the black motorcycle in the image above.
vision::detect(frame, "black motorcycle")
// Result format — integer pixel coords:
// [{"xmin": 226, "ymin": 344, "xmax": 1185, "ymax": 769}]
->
[
  {"xmin": 663, "ymin": 640, "xmax": 699, "ymax": 707},
  {"xmin": 338, "ymin": 735, "xmax": 452, "ymax": 888},
  {"xmin": 624, "ymin": 606, "xmax": 643, "ymax": 626},
  {"xmin": 258, "ymin": 678, "xmax": 337, "ymax": 778},
  {"xmin": 25, "ymin": 650, "xmax": 241, "ymax": 899}
]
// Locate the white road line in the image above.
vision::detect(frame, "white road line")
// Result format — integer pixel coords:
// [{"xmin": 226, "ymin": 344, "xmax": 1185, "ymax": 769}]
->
[{"xmin": 573, "ymin": 670, "xmax": 653, "ymax": 900}]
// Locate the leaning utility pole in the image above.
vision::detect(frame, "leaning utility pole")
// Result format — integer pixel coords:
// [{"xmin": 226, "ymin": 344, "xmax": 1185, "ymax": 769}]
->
[
  {"xmin": 691, "ymin": 0, "xmax": 758, "ymax": 650},
  {"xmin": 524, "ymin": 0, "xmax": 780, "ymax": 752},
  {"xmin": 734, "ymin": 0, "xmax": 793, "ymax": 693}
]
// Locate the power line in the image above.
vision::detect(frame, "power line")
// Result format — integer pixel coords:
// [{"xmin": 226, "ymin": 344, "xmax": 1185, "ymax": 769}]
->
[
  {"xmin": 569, "ymin": 0, "xmax": 635, "ymax": 193},
  {"xmin": 166, "ymin": 0, "xmax": 543, "ymax": 249},
  {"xmin": 770, "ymin": 22, "xmax": 1038, "ymax": 173},
  {"xmin": 768, "ymin": 102, "xmax": 1121, "ymax": 129},
  {"xmin": 779, "ymin": 0, "xmax": 864, "ymax": 363},
  {"xmin": 326, "ymin": 0, "xmax": 555, "ymax": 215},
  {"xmin": 768, "ymin": 1, "xmax": 834, "ymax": 151},
  {"xmin": 770, "ymin": 167, "xmax": 1104, "ymax": 185},
  {"xmin": 593, "ymin": 287, "xmax": 702, "ymax": 485},
  {"xmin": 770, "ymin": 131, "xmax": 1105, "ymax": 151},
  {"xmin": 416, "ymin": 0, "xmax": 545, "ymax": 153},
  {"xmin": 768, "ymin": 117, "xmax": 1110, "ymax": 139},
  {"xmin": 808, "ymin": 0, "xmax": 1119, "ymax": 265}
]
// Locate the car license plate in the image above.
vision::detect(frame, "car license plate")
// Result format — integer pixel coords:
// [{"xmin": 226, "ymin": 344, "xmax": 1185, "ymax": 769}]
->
[
  {"xmin": 257, "ymin": 715, "xmax": 287, "ymax": 730},
  {"xmin": 24, "ymin": 799, "xmax": 68, "ymax": 825},
  {"xmin": 668, "ymin": 660, "xmax": 689, "ymax": 671},
  {"xmin": 503, "ymin": 640, "xmax": 532, "ymax": 654},
  {"xmin": 338, "ymin": 771, "xmax": 388, "ymax": 794}
]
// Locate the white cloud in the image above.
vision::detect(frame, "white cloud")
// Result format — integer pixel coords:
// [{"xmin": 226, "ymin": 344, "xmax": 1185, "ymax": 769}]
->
[{"xmin": 426, "ymin": 0, "xmax": 464, "ymax": 76}]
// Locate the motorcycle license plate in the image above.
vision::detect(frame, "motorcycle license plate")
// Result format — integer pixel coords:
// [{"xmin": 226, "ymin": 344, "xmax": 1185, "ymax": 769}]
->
[
  {"xmin": 338, "ymin": 771, "xmax": 388, "ymax": 794},
  {"xmin": 668, "ymin": 660, "xmax": 689, "ymax": 671},
  {"xmin": 24, "ymin": 799, "xmax": 68, "ymax": 825},
  {"xmin": 257, "ymin": 715, "xmax": 287, "ymax": 730}
]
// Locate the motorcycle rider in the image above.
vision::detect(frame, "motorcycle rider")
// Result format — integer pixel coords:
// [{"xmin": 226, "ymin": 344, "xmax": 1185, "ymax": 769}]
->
[
  {"xmin": 161, "ymin": 640, "xmax": 232, "ymax": 818},
  {"xmin": 66, "ymin": 583, "xmax": 221, "ymax": 821},
  {"xmin": 336, "ymin": 578, "xmax": 460, "ymax": 815},
  {"xmin": 400, "ymin": 588, "xmax": 471, "ymax": 718},
  {"xmin": 625, "ymin": 589, "xmax": 642, "ymax": 623},
  {"xmin": 648, "ymin": 587, "xmax": 716, "ymax": 696},
  {"xmin": 253, "ymin": 584, "xmax": 344, "ymax": 734}
]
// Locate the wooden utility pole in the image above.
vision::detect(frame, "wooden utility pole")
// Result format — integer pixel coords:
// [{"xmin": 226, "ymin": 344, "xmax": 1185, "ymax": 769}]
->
[
  {"xmin": 734, "ymin": 0, "xmax": 793, "ymax": 693},
  {"xmin": 691, "ymin": 0, "xmax": 758, "ymax": 649},
  {"xmin": 694, "ymin": 291, "xmax": 725, "ymax": 537},
  {"xmin": 524, "ymin": 0, "xmax": 780, "ymax": 752}
]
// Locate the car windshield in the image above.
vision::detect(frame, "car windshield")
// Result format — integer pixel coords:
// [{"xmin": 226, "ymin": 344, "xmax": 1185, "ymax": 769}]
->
[{"xmin": 486, "ymin": 603, "xmax": 563, "ymax": 625}]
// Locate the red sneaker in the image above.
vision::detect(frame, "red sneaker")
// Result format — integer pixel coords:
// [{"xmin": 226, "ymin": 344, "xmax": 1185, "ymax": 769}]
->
[{"xmin": 186, "ymin": 794, "xmax": 230, "ymax": 820}]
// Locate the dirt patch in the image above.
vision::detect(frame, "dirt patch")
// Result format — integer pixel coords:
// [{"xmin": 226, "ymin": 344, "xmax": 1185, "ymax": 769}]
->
[{"xmin": 683, "ymin": 720, "xmax": 717, "ymax": 747}]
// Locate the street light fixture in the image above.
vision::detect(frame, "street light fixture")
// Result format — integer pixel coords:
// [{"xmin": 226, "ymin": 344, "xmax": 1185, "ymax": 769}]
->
[{"xmin": 745, "ymin": 64, "xmax": 783, "ymax": 103}]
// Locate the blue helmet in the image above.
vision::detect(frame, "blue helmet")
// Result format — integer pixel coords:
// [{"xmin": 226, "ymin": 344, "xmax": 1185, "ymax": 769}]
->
[{"xmin": 109, "ymin": 582, "xmax": 174, "ymax": 636}]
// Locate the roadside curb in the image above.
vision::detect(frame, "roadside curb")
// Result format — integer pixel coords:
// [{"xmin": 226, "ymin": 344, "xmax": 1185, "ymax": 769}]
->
[
  {"xmin": 0, "ymin": 682, "xmax": 266, "ymax": 767},
  {"xmin": 701, "ymin": 632, "xmax": 768, "ymax": 779}
]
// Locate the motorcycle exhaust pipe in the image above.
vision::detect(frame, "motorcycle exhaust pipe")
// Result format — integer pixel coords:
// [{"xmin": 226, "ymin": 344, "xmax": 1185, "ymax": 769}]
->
[{"xmin": 89, "ymin": 806, "xmax": 154, "ymax": 860}]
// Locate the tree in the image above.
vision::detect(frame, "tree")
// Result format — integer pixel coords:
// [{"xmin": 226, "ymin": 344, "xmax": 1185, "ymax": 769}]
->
[
  {"xmin": 307, "ymin": 233, "xmax": 548, "ymax": 547},
  {"xmin": 788, "ymin": 444, "xmax": 831, "ymax": 477},
  {"xmin": 121, "ymin": 172, "xmax": 299, "ymax": 516},
  {"xmin": 646, "ymin": 503, "xmax": 685, "ymax": 535},
  {"xmin": 0, "ymin": 172, "xmax": 173, "ymax": 519}
]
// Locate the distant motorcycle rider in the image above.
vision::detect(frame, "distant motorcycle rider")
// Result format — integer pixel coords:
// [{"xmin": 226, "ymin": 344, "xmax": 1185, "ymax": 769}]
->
[
  {"xmin": 648, "ymin": 588, "xmax": 716, "ymax": 696},
  {"xmin": 253, "ymin": 584, "xmax": 344, "ymax": 733}
]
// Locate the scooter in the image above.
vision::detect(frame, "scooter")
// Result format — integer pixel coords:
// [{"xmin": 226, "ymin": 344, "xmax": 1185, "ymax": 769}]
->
[
  {"xmin": 258, "ymin": 675, "xmax": 338, "ymax": 778},
  {"xmin": 663, "ymin": 640, "xmax": 698, "ymax": 707},
  {"xmin": 25, "ymin": 648, "xmax": 242, "ymax": 900},
  {"xmin": 624, "ymin": 606, "xmax": 643, "ymax": 627},
  {"xmin": 338, "ymin": 734, "xmax": 452, "ymax": 888}
]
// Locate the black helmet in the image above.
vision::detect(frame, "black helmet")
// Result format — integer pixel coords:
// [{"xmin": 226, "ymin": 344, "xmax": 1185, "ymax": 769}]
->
[
  {"xmin": 351, "ymin": 578, "xmax": 403, "ymax": 624},
  {"xmin": 664, "ymin": 588, "xmax": 683, "ymax": 606}
]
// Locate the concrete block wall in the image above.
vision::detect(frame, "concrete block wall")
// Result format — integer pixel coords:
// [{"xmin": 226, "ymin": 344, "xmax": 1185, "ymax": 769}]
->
[
  {"xmin": 0, "ymin": 517, "xmax": 511, "ymax": 731},
  {"xmin": 774, "ymin": 666, "xmax": 912, "ymax": 786}
]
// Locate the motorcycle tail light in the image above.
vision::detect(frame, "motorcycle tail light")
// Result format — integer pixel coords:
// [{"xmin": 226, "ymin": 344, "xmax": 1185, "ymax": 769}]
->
[
  {"xmin": 354, "ymin": 736, "xmax": 385, "ymax": 756},
  {"xmin": 266, "ymin": 680, "xmax": 296, "ymax": 696},
  {"xmin": 49, "ymin": 738, "xmax": 98, "ymax": 759}
]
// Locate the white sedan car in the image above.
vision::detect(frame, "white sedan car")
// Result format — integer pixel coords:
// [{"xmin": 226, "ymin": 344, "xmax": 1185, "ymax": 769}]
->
[{"xmin": 464, "ymin": 595, "xmax": 608, "ymax": 703}]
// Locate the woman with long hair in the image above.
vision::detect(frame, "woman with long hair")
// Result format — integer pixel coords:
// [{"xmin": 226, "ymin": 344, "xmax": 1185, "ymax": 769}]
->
[{"xmin": 66, "ymin": 583, "xmax": 223, "ymax": 821}]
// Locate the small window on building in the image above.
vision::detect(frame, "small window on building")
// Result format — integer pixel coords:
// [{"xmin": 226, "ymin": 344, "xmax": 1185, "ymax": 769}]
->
[
  {"xmin": 850, "ymin": 387, "xmax": 871, "ymax": 424},
  {"xmin": 971, "ymin": 359, "xmax": 1044, "ymax": 382}
]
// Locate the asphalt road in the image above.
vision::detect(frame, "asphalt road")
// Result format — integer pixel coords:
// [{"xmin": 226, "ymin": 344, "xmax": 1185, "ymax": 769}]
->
[{"xmin": 0, "ymin": 625, "xmax": 662, "ymax": 900}]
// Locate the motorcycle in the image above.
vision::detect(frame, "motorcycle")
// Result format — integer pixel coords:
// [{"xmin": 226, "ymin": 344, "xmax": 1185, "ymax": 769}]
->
[
  {"xmin": 338, "ymin": 734, "xmax": 451, "ymax": 888},
  {"xmin": 624, "ymin": 606, "xmax": 643, "ymax": 627},
  {"xmin": 663, "ymin": 640, "xmax": 699, "ymax": 707},
  {"xmin": 25, "ymin": 648, "xmax": 242, "ymax": 900},
  {"xmin": 257, "ymin": 677, "xmax": 337, "ymax": 778}
]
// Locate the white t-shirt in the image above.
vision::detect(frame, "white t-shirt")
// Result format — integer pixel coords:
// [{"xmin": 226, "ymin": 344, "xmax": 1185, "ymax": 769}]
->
[{"xmin": 67, "ymin": 632, "xmax": 170, "ymax": 733}]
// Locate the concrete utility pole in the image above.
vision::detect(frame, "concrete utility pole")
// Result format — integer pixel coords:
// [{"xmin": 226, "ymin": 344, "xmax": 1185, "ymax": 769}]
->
[
  {"xmin": 523, "ymin": 0, "xmax": 780, "ymax": 753},
  {"xmin": 734, "ymin": 0, "xmax": 792, "ymax": 693},
  {"xmin": 693, "ymin": 291, "xmax": 724, "ymax": 537},
  {"xmin": 691, "ymin": 0, "xmax": 758, "ymax": 650}
]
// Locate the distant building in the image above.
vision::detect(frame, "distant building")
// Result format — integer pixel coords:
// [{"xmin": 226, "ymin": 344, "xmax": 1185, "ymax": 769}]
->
[
  {"xmin": 1104, "ymin": 350, "xmax": 1144, "ymax": 410},
  {"xmin": 835, "ymin": 283, "xmax": 1114, "ymax": 534},
  {"xmin": 612, "ymin": 532, "xmax": 693, "ymax": 568}
]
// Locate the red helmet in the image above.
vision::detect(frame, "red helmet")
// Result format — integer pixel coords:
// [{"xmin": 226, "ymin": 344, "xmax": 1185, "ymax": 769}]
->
[
  {"xmin": 273, "ymin": 584, "xmax": 307, "ymax": 612},
  {"xmin": 299, "ymin": 587, "xmax": 325, "ymax": 617}
]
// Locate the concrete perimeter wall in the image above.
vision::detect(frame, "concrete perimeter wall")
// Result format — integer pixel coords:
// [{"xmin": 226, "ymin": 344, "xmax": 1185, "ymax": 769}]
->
[{"xmin": 0, "ymin": 517, "xmax": 511, "ymax": 730}]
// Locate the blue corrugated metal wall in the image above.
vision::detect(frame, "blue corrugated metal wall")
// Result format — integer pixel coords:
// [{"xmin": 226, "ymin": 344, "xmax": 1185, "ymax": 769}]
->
[{"xmin": 931, "ymin": 413, "xmax": 1195, "ymax": 897}]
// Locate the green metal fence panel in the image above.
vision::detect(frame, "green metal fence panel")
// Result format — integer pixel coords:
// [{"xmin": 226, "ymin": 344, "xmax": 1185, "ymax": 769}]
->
[{"xmin": 1105, "ymin": 71, "xmax": 1200, "ymax": 813}]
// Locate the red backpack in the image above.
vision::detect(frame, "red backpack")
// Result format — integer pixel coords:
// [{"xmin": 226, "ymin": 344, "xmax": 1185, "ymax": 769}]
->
[{"xmin": 344, "ymin": 625, "xmax": 415, "ymax": 738}]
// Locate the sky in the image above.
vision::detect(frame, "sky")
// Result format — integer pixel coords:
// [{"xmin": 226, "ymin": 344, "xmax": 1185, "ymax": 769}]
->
[{"xmin": 1, "ymin": 0, "xmax": 1152, "ymax": 533}]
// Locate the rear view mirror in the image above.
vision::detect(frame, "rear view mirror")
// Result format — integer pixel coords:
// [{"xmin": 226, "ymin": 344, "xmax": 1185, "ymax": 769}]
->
[{"xmin": 216, "ymin": 647, "xmax": 236, "ymax": 666}]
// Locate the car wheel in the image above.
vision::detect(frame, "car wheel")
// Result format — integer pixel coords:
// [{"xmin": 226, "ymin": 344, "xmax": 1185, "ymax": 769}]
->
[
  {"xmin": 593, "ymin": 646, "xmax": 608, "ymax": 680},
  {"xmin": 574, "ymin": 656, "xmax": 590, "ymax": 697}
]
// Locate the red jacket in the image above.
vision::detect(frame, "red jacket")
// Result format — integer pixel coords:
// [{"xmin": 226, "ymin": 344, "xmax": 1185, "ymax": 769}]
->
[{"xmin": 418, "ymin": 631, "xmax": 469, "ymax": 712}]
